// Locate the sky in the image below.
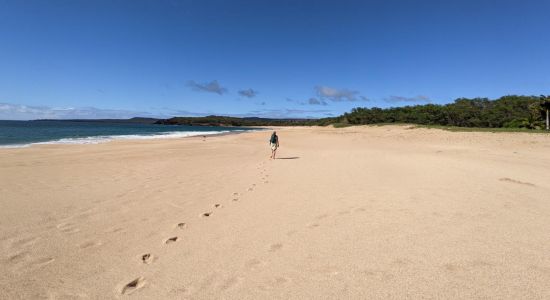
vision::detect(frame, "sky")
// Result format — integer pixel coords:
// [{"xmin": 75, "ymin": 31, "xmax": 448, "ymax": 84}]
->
[{"xmin": 1, "ymin": 0, "xmax": 550, "ymax": 120}]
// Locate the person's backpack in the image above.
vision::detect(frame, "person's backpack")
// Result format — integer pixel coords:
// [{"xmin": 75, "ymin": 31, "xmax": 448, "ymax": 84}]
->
[{"xmin": 270, "ymin": 134, "xmax": 277, "ymax": 144}]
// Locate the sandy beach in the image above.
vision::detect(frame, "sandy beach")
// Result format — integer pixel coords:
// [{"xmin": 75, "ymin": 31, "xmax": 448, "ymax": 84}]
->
[{"xmin": 1, "ymin": 125, "xmax": 550, "ymax": 299}]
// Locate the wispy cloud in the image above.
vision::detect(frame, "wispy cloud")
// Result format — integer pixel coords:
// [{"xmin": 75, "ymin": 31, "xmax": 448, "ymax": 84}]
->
[
  {"xmin": 0, "ymin": 103, "xmax": 164, "ymax": 120},
  {"xmin": 315, "ymin": 86, "xmax": 368, "ymax": 102},
  {"xmin": 238, "ymin": 88, "xmax": 258, "ymax": 98},
  {"xmin": 286, "ymin": 97, "xmax": 328, "ymax": 106},
  {"xmin": 241, "ymin": 108, "xmax": 332, "ymax": 119},
  {"xmin": 186, "ymin": 80, "xmax": 228, "ymax": 95},
  {"xmin": 384, "ymin": 95, "xmax": 431, "ymax": 103},
  {"xmin": 308, "ymin": 97, "xmax": 328, "ymax": 106}
]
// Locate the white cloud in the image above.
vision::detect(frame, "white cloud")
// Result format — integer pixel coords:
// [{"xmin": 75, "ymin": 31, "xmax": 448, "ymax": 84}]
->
[
  {"xmin": 186, "ymin": 80, "xmax": 228, "ymax": 95},
  {"xmin": 286, "ymin": 97, "xmax": 328, "ymax": 106},
  {"xmin": 308, "ymin": 97, "xmax": 328, "ymax": 105},
  {"xmin": 242, "ymin": 108, "xmax": 332, "ymax": 119},
  {"xmin": 315, "ymin": 86, "xmax": 363, "ymax": 102},
  {"xmin": 238, "ymin": 88, "xmax": 258, "ymax": 98},
  {"xmin": 0, "ymin": 103, "xmax": 161, "ymax": 120}
]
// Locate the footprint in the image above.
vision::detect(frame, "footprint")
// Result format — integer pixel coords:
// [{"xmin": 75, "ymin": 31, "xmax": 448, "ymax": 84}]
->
[
  {"xmin": 78, "ymin": 241, "xmax": 102, "ymax": 249},
  {"xmin": 56, "ymin": 222, "xmax": 80, "ymax": 233},
  {"xmin": 106, "ymin": 227, "xmax": 124, "ymax": 233},
  {"xmin": 165, "ymin": 237, "xmax": 178, "ymax": 244},
  {"xmin": 121, "ymin": 277, "xmax": 146, "ymax": 295},
  {"xmin": 31, "ymin": 257, "xmax": 55, "ymax": 268},
  {"xmin": 8, "ymin": 253, "xmax": 55, "ymax": 272},
  {"xmin": 201, "ymin": 212, "xmax": 212, "ymax": 217},
  {"xmin": 7, "ymin": 251, "xmax": 30, "ymax": 264},
  {"xmin": 307, "ymin": 223, "xmax": 320, "ymax": 228},
  {"xmin": 141, "ymin": 253, "xmax": 153, "ymax": 264},
  {"xmin": 213, "ymin": 204, "xmax": 222, "ymax": 208},
  {"xmin": 11, "ymin": 237, "xmax": 40, "ymax": 248},
  {"xmin": 498, "ymin": 178, "xmax": 535, "ymax": 186},
  {"xmin": 269, "ymin": 243, "xmax": 283, "ymax": 252},
  {"xmin": 176, "ymin": 222, "xmax": 187, "ymax": 229}
]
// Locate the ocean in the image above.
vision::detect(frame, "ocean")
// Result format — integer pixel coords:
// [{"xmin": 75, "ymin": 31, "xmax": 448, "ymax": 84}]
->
[{"xmin": 0, "ymin": 120, "xmax": 255, "ymax": 148}]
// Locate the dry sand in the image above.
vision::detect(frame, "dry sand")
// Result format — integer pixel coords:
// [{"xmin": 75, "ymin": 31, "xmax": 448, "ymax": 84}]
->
[{"xmin": 1, "ymin": 125, "xmax": 550, "ymax": 299}]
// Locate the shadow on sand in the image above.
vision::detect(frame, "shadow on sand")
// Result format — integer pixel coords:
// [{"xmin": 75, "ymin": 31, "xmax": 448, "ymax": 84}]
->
[{"xmin": 276, "ymin": 157, "xmax": 300, "ymax": 160}]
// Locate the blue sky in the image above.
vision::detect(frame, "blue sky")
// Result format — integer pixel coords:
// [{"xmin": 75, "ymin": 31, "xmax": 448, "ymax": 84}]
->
[{"xmin": 1, "ymin": 0, "xmax": 549, "ymax": 120}]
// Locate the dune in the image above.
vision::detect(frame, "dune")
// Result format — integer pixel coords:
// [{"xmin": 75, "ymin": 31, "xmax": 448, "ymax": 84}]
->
[{"xmin": 1, "ymin": 125, "xmax": 549, "ymax": 299}]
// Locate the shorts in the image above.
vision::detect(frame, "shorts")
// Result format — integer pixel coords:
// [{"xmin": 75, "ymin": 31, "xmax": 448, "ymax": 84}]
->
[{"xmin": 270, "ymin": 143, "xmax": 278, "ymax": 150}]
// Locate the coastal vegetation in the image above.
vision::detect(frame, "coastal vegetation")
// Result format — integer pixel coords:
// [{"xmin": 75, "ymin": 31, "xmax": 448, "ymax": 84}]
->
[
  {"xmin": 155, "ymin": 116, "xmax": 319, "ymax": 126},
  {"xmin": 157, "ymin": 95, "xmax": 550, "ymax": 131},
  {"xmin": 337, "ymin": 95, "xmax": 550, "ymax": 130}
]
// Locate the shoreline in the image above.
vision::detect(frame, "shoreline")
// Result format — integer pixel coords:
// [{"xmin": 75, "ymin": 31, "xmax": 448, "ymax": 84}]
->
[
  {"xmin": 0, "ymin": 127, "xmax": 265, "ymax": 150},
  {"xmin": 3, "ymin": 122, "xmax": 547, "ymax": 150}
]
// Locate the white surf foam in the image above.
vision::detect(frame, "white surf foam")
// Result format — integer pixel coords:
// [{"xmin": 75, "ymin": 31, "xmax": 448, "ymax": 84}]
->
[{"xmin": 0, "ymin": 130, "xmax": 243, "ymax": 148}]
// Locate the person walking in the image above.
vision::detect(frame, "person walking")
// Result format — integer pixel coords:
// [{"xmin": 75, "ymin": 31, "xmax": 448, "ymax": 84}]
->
[{"xmin": 269, "ymin": 131, "xmax": 279, "ymax": 159}]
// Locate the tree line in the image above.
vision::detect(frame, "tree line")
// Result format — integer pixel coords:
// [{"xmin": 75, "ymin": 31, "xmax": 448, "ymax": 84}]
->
[
  {"xmin": 156, "ymin": 95, "xmax": 550, "ymax": 130},
  {"xmin": 327, "ymin": 95, "xmax": 550, "ymax": 129}
]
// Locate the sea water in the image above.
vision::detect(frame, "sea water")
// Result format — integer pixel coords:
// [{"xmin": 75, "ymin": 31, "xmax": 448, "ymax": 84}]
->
[{"xmin": 0, "ymin": 120, "xmax": 254, "ymax": 148}]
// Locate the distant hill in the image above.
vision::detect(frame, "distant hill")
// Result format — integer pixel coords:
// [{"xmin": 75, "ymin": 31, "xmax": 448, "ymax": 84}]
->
[{"xmin": 155, "ymin": 115, "xmax": 324, "ymax": 126}]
